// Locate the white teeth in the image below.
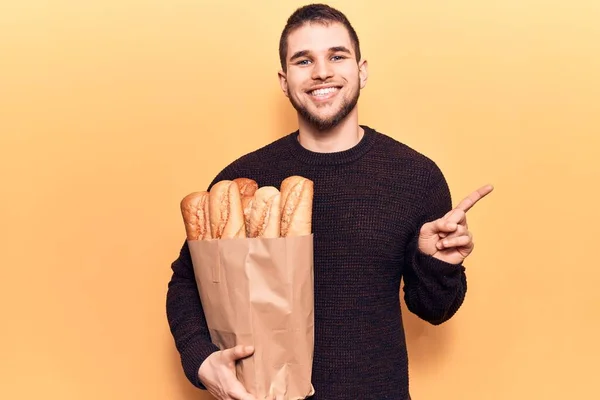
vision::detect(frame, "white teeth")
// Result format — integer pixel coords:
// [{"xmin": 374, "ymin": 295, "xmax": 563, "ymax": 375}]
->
[{"xmin": 311, "ymin": 87, "xmax": 338, "ymax": 96}]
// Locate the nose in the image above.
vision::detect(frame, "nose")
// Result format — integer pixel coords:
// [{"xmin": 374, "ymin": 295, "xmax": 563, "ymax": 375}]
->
[{"xmin": 311, "ymin": 58, "xmax": 334, "ymax": 81}]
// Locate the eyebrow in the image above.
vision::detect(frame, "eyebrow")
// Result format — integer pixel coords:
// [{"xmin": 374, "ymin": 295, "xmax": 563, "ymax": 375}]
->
[{"xmin": 289, "ymin": 46, "xmax": 353, "ymax": 62}]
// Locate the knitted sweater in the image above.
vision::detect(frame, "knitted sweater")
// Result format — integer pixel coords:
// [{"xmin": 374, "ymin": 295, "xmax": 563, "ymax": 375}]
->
[{"xmin": 166, "ymin": 125, "xmax": 467, "ymax": 400}]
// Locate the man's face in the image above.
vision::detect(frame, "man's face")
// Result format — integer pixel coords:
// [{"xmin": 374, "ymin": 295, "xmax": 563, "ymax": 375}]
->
[{"xmin": 279, "ymin": 22, "xmax": 368, "ymax": 131}]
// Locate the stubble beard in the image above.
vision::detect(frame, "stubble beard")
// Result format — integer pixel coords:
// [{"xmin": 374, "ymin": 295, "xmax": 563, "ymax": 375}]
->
[{"xmin": 289, "ymin": 81, "xmax": 361, "ymax": 132}]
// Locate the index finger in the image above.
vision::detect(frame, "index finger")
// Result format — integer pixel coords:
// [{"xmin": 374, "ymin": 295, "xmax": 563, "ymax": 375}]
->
[{"xmin": 455, "ymin": 184, "xmax": 494, "ymax": 212}]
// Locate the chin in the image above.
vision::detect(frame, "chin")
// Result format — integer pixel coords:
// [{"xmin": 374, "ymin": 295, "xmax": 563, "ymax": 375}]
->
[{"xmin": 290, "ymin": 89, "xmax": 360, "ymax": 131}]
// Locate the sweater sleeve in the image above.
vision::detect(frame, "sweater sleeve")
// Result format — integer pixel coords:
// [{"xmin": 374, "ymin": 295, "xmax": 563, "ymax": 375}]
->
[
  {"xmin": 165, "ymin": 164, "xmax": 242, "ymax": 389},
  {"xmin": 401, "ymin": 162, "xmax": 468, "ymax": 325},
  {"xmin": 166, "ymin": 241, "xmax": 220, "ymax": 389}
]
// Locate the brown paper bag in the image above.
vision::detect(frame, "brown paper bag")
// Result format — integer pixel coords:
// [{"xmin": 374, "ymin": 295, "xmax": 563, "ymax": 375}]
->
[{"xmin": 188, "ymin": 234, "xmax": 315, "ymax": 400}]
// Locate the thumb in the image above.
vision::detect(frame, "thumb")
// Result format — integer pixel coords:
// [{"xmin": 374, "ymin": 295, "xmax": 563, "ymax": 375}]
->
[
  {"xmin": 223, "ymin": 344, "xmax": 255, "ymax": 362},
  {"xmin": 421, "ymin": 218, "xmax": 457, "ymax": 237}
]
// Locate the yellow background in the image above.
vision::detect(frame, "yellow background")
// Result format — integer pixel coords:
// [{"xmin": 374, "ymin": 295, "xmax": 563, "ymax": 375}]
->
[{"xmin": 2, "ymin": 0, "xmax": 599, "ymax": 399}]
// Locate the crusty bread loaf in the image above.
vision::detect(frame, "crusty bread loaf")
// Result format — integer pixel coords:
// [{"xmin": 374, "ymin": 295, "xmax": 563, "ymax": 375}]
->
[
  {"xmin": 233, "ymin": 178, "xmax": 258, "ymax": 198},
  {"xmin": 234, "ymin": 178, "xmax": 258, "ymax": 234},
  {"xmin": 279, "ymin": 176, "xmax": 313, "ymax": 237},
  {"xmin": 181, "ymin": 176, "xmax": 313, "ymax": 240},
  {"xmin": 209, "ymin": 180, "xmax": 246, "ymax": 239},
  {"xmin": 247, "ymin": 186, "xmax": 281, "ymax": 238},
  {"xmin": 241, "ymin": 196, "xmax": 253, "ymax": 233},
  {"xmin": 180, "ymin": 191, "xmax": 211, "ymax": 240}
]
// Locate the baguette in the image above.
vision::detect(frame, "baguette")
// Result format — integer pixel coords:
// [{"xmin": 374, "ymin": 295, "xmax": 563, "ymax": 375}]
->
[
  {"xmin": 209, "ymin": 180, "xmax": 246, "ymax": 239},
  {"xmin": 241, "ymin": 196, "xmax": 254, "ymax": 234},
  {"xmin": 234, "ymin": 178, "xmax": 258, "ymax": 233},
  {"xmin": 279, "ymin": 176, "xmax": 313, "ymax": 237},
  {"xmin": 233, "ymin": 178, "xmax": 258, "ymax": 198},
  {"xmin": 247, "ymin": 186, "xmax": 281, "ymax": 238},
  {"xmin": 180, "ymin": 191, "xmax": 211, "ymax": 240}
]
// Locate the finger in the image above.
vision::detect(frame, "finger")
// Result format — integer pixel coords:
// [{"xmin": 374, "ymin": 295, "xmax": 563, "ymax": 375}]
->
[
  {"xmin": 455, "ymin": 184, "xmax": 494, "ymax": 213},
  {"xmin": 223, "ymin": 345, "xmax": 255, "ymax": 362},
  {"xmin": 438, "ymin": 224, "xmax": 467, "ymax": 240},
  {"xmin": 439, "ymin": 207, "xmax": 468, "ymax": 237},
  {"xmin": 442, "ymin": 224, "xmax": 468, "ymax": 238},
  {"xmin": 224, "ymin": 377, "xmax": 257, "ymax": 400},
  {"xmin": 442, "ymin": 209, "xmax": 454, "ymax": 219},
  {"xmin": 266, "ymin": 395, "xmax": 284, "ymax": 400},
  {"xmin": 436, "ymin": 233, "xmax": 473, "ymax": 250},
  {"xmin": 425, "ymin": 218, "xmax": 459, "ymax": 235},
  {"xmin": 226, "ymin": 383, "xmax": 257, "ymax": 400},
  {"xmin": 445, "ymin": 209, "xmax": 467, "ymax": 226},
  {"xmin": 439, "ymin": 210, "xmax": 454, "ymax": 238},
  {"xmin": 238, "ymin": 392, "xmax": 257, "ymax": 400}
]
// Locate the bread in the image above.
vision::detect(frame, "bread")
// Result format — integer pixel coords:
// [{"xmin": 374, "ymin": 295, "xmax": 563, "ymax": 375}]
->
[
  {"xmin": 233, "ymin": 178, "xmax": 258, "ymax": 198},
  {"xmin": 181, "ymin": 175, "xmax": 313, "ymax": 240},
  {"xmin": 208, "ymin": 180, "xmax": 246, "ymax": 239},
  {"xmin": 180, "ymin": 191, "xmax": 211, "ymax": 240},
  {"xmin": 279, "ymin": 176, "xmax": 313, "ymax": 237},
  {"xmin": 234, "ymin": 178, "xmax": 258, "ymax": 233},
  {"xmin": 247, "ymin": 186, "xmax": 281, "ymax": 238},
  {"xmin": 241, "ymin": 196, "xmax": 254, "ymax": 233}
]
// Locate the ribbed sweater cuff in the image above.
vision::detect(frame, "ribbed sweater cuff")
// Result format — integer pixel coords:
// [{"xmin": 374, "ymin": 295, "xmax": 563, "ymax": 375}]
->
[
  {"xmin": 414, "ymin": 250, "xmax": 465, "ymax": 280},
  {"xmin": 182, "ymin": 339, "xmax": 220, "ymax": 389}
]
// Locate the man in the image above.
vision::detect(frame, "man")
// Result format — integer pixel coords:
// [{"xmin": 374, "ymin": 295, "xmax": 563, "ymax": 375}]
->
[{"xmin": 166, "ymin": 4, "xmax": 493, "ymax": 400}]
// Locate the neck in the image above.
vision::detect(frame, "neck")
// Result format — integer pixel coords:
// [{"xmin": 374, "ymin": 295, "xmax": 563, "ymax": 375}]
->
[{"xmin": 297, "ymin": 109, "xmax": 364, "ymax": 153}]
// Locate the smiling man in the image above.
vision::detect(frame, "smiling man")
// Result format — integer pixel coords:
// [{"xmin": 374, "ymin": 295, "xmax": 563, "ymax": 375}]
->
[{"xmin": 166, "ymin": 4, "xmax": 493, "ymax": 400}]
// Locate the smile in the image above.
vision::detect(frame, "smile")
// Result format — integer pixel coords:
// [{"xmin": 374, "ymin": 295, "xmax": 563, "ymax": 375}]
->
[{"xmin": 308, "ymin": 87, "xmax": 340, "ymax": 100}]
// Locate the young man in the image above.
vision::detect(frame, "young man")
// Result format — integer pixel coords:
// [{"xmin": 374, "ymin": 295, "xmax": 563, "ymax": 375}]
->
[{"xmin": 166, "ymin": 4, "xmax": 493, "ymax": 400}]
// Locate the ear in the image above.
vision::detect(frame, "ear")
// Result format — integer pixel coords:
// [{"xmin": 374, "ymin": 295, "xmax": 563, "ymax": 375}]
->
[
  {"xmin": 278, "ymin": 70, "xmax": 289, "ymax": 98},
  {"xmin": 358, "ymin": 59, "xmax": 368, "ymax": 89}
]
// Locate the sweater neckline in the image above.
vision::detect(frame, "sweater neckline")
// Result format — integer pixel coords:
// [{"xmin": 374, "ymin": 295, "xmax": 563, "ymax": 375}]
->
[{"xmin": 286, "ymin": 125, "xmax": 379, "ymax": 166}]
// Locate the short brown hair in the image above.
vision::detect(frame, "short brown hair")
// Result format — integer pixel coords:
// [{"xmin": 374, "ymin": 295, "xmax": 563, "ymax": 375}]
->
[{"xmin": 279, "ymin": 4, "xmax": 361, "ymax": 72}]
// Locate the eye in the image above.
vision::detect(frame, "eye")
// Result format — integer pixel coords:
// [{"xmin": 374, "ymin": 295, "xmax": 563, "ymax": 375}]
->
[
  {"xmin": 331, "ymin": 55, "xmax": 347, "ymax": 61},
  {"xmin": 296, "ymin": 59, "xmax": 311, "ymax": 65}
]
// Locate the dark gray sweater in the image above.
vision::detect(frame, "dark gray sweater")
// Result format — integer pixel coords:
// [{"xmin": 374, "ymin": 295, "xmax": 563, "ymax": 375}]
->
[{"xmin": 166, "ymin": 125, "xmax": 467, "ymax": 400}]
